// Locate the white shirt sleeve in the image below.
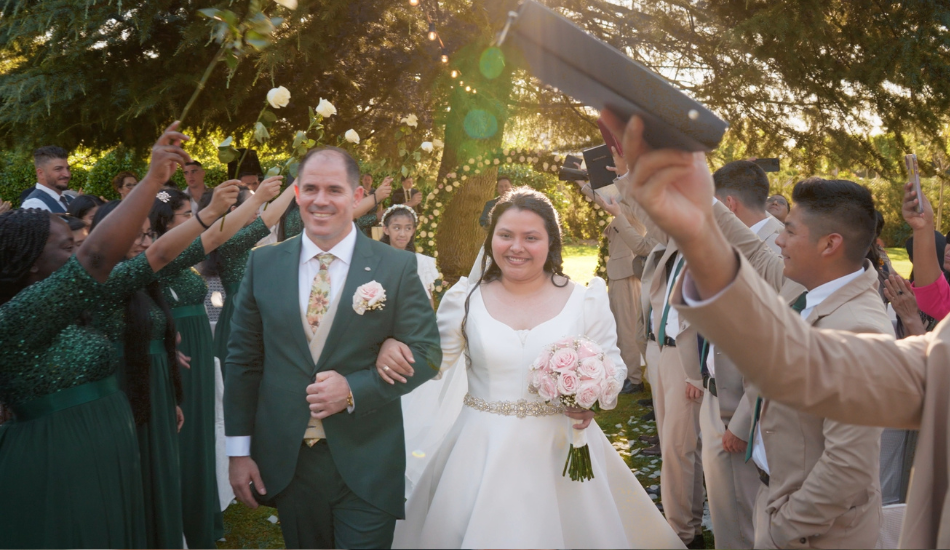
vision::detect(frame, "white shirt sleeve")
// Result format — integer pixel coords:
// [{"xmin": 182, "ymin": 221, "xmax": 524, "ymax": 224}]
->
[
  {"xmin": 680, "ymin": 271, "xmax": 734, "ymax": 307},
  {"xmin": 20, "ymin": 198, "xmax": 51, "ymax": 211},
  {"xmin": 226, "ymin": 435, "xmax": 252, "ymax": 457}
]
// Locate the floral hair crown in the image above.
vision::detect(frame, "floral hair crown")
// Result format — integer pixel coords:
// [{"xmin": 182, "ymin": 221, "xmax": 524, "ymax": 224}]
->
[
  {"xmin": 156, "ymin": 191, "xmax": 171, "ymax": 203},
  {"xmin": 380, "ymin": 203, "xmax": 418, "ymax": 226}
]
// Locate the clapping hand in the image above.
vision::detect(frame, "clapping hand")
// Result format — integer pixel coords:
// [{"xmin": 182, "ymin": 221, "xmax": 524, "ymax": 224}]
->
[
  {"xmin": 375, "ymin": 337, "xmax": 415, "ymax": 384},
  {"xmin": 884, "ymin": 274, "xmax": 927, "ymax": 336},
  {"xmin": 407, "ymin": 191, "xmax": 422, "ymax": 208},
  {"xmin": 306, "ymin": 371, "xmax": 352, "ymax": 419}
]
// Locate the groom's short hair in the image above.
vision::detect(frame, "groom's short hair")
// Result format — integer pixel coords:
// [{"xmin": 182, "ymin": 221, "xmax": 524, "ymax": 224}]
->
[{"xmin": 298, "ymin": 146, "xmax": 360, "ymax": 189}]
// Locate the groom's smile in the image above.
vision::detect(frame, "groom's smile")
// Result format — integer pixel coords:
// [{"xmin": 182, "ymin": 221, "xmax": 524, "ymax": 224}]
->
[{"xmin": 294, "ymin": 147, "xmax": 366, "ymax": 250}]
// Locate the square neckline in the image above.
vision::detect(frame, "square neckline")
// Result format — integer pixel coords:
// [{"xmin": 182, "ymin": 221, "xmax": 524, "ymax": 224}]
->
[{"xmin": 474, "ymin": 281, "xmax": 583, "ymax": 333}]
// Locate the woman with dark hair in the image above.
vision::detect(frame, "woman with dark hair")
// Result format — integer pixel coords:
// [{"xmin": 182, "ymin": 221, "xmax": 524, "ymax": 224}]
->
[
  {"xmin": 89, "ymin": 180, "xmax": 241, "ymax": 549},
  {"xmin": 0, "ymin": 124, "xmax": 196, "ymax": 548},
  {"xmin": 387, "ymin": 187, "xmax": 682, "ymax": 548},
  {"xmin": 150, "ymin": 176, "xmax": 291, "ymax": 548},
  {"xmin": 113, "ymin": 170, "xmax": 139, "ymax": 199},
  {"xmin": 59, "ymin": 213, "xmax": 89, "ymax": 247},
  {"xmin": 201, "ymin": 180, "xmax": 298, "ymax": 375},
  {"xmin": 66, "ymin": 193, "xmax": 104, "ymax": 225},
  {"xmin": 380, "ymin": 203, "xmax": 439, "ymax": 302}
]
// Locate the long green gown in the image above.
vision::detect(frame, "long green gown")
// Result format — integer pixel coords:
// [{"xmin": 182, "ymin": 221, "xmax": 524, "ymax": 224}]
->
[
  {"xmin": 160, "ymin": 240, "xmax": 223, "ymax": 549},
  {"xmin": 93, "ymin": 246, "xmax": 207, "ymax": 550},
  {"xmin": 0, "ymin": 257, "xmax": 147, "ymax": 549},
  {"xmin": 212, "ymin": 217, "xmax": 271, "ymax": 377}
]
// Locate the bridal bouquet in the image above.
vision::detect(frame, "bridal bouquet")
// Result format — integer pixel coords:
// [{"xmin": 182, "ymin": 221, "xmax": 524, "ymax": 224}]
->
[{"xmin": 528, "ymin": 336, "xmax": 622, "ymax": 482}]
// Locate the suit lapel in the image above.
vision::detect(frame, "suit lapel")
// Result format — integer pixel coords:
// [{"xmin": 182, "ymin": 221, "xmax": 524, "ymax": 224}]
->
[
  {"xmin": 806, "ymin": 261, "xmax": 877, "ymax": 325},
  {"xmin": 314, "ymin": 232, "xmax": 382, "ymax": 374},
  {"xmin": 278, "ymin": 235, "xmax": 316, "ymax": 374}
]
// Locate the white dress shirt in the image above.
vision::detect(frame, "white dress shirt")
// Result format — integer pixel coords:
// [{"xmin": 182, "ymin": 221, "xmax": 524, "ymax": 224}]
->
[
  {"xmin": 661, "ymin": 254, "xmax": 686, "ymax": 341},
  {"xmin": 748, "ymin": 216, "xmax": 771, "ymax": 236},
  {"xmin": 682, "ymin": 266, "xmax": 865, "ymax": 474},
  {"xmin": 21, "ymin": 183, "xmax": 65, "ymax": 211},
  {"xmin": 226, "ymin": 224, "xmax": 359, "ymax": 457}
]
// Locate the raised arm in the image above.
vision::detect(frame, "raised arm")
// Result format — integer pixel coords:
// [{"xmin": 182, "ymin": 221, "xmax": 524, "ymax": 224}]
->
[
  {"xmin": 79, "ymin": 123, "xmax": 193, "ymax": 282},
  {"xmin": 196, "ymin": 176, "xmax": 287, "ymax": 253},
  {"xmin": 904, "ymin": 181, "xmax": 942, "ymax": 288}
]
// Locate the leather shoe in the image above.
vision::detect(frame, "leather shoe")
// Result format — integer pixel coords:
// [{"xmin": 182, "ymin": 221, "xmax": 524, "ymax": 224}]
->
[
  {"xmin": 640, "ymin": 410, "xmax": 655, "ymax": 422},
  {"xmin": 639, "ymin": 435, "xmax": 659, "ymax": 445},
  {"xmin": 686, "ymin": 534, "xmax": 705, "ymax": 549},
  {"xmin": 641, "ymin": 443, "xmax": 661, "ymax": 456},
  {"xmin": 637, "ymin": 398, "xmax": 654, "ymax": 407},
  {"xmin": 619, "ymin": 380, "xmax": 637, "ymax": 394}
]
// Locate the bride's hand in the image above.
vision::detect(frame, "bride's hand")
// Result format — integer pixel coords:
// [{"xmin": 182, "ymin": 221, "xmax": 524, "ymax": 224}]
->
[
  {"xmin": 376, "ymin": 338, "xmax": 415, "ymax": 385},
  {"xmin": 565, "ymin": 407, "xmax": 595, "ymax": 430}
]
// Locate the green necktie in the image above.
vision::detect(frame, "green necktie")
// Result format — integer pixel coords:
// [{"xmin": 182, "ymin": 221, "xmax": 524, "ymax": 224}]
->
[
  {"xmin": 746, "ymin": 291, "xmax": 808, "ymax": 463},
  {"xmin": 657, "ymin": 257, "xmax": 685, "ymax": 346}
]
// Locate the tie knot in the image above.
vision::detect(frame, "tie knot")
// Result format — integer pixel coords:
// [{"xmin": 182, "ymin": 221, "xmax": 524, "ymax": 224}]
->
[
  {"xmin": 790, "ymin": 291, "xmax": 808, "ymax": 313},
  {"xmin": 316, "ymin": 253, "xmax": 334, "ymax": 269}
]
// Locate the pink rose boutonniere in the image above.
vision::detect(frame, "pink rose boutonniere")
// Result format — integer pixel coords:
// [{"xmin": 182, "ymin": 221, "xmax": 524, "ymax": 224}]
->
[{"xmin": 353, "ymin": 281, "xmax": 386, "ymax": 315}]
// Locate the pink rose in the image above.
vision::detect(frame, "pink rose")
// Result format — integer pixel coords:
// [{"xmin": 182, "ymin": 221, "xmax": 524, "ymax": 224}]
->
[
  {"xmin": 535, "ymin": 347, "xmax": 554, "ymax": 372},
  {"xmin": 577, "ymin": 357, "xmax": 606, "ymax": 381},
  {"xmin": 603, "ymin": 356, "xmax": 617, "ymax": 378},
  {"xmin": 599, "ymin": 378, "xmax": 622, "ymax": 409},
  {"xmin": 576, "ymin": 338, "xmax": 603, "ymax": 360},
  {"xmin": 557, "ymin": 371, "xmax": 579, "ymax": 396},
  {"xmin": 555, "ymin": 336, "xmax": 576, "ymax": 348},
  {"xmin": 550, "ymin": 347, "xmax": 579, "ymax": 374},
  {"xmin": 537, "ymin": 375, "xmax": 558, "ymax": 401},
  {"xmin": 357, "ymin": 281, "xmax": 386, "ymax": 306},
  {"xmin": 575, "ymin": 380, "xmax": 601, "ymax": 409}
]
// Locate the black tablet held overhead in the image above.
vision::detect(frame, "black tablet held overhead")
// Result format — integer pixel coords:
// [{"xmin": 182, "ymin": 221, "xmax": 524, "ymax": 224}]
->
[{"xmin": 498, "ymin": 1, "xmax": 729, "ymax": 152}]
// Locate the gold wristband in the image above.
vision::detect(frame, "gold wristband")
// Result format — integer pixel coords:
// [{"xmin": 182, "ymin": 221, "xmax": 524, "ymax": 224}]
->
[{"xmin": 346, "ymin": 391, "xmax": 354, "ymax": 408}]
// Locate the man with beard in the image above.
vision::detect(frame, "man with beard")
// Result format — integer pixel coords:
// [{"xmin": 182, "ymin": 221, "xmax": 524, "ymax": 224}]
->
[{"xmin": 21, "ymin": 146, "xmax": 73, "ymax": 212}]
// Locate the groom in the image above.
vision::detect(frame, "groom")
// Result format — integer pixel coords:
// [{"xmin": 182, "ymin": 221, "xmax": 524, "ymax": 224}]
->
[{"xmin": 224, "ymin": 146, "xmax": 441, "ymax": 549}]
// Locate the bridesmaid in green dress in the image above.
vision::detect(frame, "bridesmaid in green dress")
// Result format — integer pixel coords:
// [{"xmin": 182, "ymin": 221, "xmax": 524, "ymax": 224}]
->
[
  {"xmin": 0, "ymin": 124, "xmax": 192, "ymax": 548},
  {"xmin": 88, "ymin": 181, "xmax": 242, "ymax": 550},
  {"xmin": 205, "ymin": 182, "xmax": 298, "ymax": 377},
  {"xmin": 151, "ymin": 180, "xmax": 295, "ymax": 549}
]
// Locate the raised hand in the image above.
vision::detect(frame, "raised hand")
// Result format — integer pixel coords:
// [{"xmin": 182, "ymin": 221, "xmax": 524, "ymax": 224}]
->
[
  {"xmin": 253, "ymin": 175, "xmax": 284, "ymax": 204},
  {"xmin": 375, "ymin": 178, "xmax": 393, "ymax": 202},
  {"xmin": 205, "ymin": 180, "xmax": 240, "ymax": 219},
  {"xmin": 145, "ymin": 122, "xmax": 192, "ymax": 184},
  {"xmin": 902, "ymin": 180, "xmax": 934, "ymax": 231}
]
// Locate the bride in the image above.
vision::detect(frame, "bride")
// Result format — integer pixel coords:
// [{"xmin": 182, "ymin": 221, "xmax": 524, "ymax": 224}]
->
[{"xmin": 375, "ymin": 187, "xmax": 683, "ymax": 549}]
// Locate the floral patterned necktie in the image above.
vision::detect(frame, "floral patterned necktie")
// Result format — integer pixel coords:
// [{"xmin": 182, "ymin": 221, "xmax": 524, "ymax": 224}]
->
[{"xmin": 306, "ymin": 253, "xmax": 335, "ymax": 334}]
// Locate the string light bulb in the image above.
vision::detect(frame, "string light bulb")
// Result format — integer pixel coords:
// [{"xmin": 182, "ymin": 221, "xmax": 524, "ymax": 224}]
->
[
  {"xmin": 409, "ymin": 0, "xmax": 419, "ymax": 6},
  {"xmin": 451, "ymin": 70, "xmax": 458, "ymax": 78},
  {"xmin": 441, "ymin": 48, "xmax": 449, "ymax": 63},
  {"xmin": 428, "ymin": 23, "xmax": 437, "ymax": 41},
  {"xmin": 465, "ymin": 86, "xmax": 471, "ymax": 92}
]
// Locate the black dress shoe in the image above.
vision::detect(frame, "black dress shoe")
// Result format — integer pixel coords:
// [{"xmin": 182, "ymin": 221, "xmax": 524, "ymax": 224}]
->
[
  {"xmin": 638, "ymin": 435, "xmax": 659, "ymax": 445},
  {"xmin": 637, "ymin": 398, "xmax": 654, "ymax": 407},
  {"xmin": 619, "ymin": 380, "xmax": 637, "ymax": 394},
  {"xmin": 641, "ymin": 443, "xmax": 661, "ymax": 456},
  {"xmin": 686, "ymin": 534, "xmax": 705, "ymax": 549},
  {"xmin": 640, "ymin": 410, "xmax": 655, "ymax": 422}
]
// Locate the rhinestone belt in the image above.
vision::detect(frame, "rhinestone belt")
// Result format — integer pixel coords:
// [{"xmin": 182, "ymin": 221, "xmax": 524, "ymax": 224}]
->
[{"xmin": 463, "ymin": 393, "xmax": 565, "ymax": 418}]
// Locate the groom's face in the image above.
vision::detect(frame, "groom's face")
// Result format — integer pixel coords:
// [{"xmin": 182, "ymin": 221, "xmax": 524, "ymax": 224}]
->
[{"xmin": 295, "ymin": 152, "xmax": 365, "ymax": 248}]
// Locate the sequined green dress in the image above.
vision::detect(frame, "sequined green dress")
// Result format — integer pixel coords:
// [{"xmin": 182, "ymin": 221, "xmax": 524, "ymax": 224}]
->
[
  {"xmin": 212, "ymin": 217, "xmax": 271, "ymax": 376},
  {"xmin": 159, "ymin": 238, "xmax": 222, "ymax": 549},
  {"xmin": 0, "ymin": 257, "xmax": 146, "ymax": 549},
  {"xmin": 93, "ymin": 248, "xmax": 204, "ymax": 550}
]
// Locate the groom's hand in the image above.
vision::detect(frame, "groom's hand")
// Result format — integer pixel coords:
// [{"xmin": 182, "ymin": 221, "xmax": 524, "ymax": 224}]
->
[
  {"xmin": 230, "ymin": 456, "xmax": 265, "ymax": 509},
  {"xmin": 307, "ymin": 371, "xmax": 352, "ymax": 419},
  {"xmin": 376, "ymin": 338, "xmax": 415, "ymax": 384}
]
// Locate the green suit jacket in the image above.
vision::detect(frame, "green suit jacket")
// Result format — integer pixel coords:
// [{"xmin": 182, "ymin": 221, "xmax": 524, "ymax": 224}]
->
[{"xmin": 223, "ymin": 230, "xmax": 441, "ymax": 518}]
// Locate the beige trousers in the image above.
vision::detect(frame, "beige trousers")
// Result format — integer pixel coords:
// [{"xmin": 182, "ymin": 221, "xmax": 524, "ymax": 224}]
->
[
  {"xmin": 700, "ymin": 390, "xmax": 758, "ymax": 549},
  {"xmin": 657, "ymin": 346, "xmax": 705, "ymax": 544},
  {"xmin": 608, "ymin": 275, "xmax": 643, "ymax": 384},
  {"xmin": 646, "ymin": 339, "xmax": 662, "ymax": 430}
]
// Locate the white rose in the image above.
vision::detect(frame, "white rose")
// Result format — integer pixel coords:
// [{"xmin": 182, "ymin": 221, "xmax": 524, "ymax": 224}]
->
[
  {"xmin": 272, "ymin": 0, "xmax": 298, "ymax": 8},
  {"xmin": 344, "ymin": 129, "xmax": 360, "ymax": 144},
  {"xmin": 400, "ymin": 114, "xmax": 419, "ymax": 127},
  {"xmin": 432, "ymin": 138, "xmax": 444, "ymax": 148},
  {"xmin": 315, "ymin": 98, "xmax": 337, "ymax": 118},
  {"xmin": 420, "ymin": 141, "xmax": 434, "ymax": 153},
  {"xmin": 266, "ymin": 86, "xmax": 291, "ymax": 109}
]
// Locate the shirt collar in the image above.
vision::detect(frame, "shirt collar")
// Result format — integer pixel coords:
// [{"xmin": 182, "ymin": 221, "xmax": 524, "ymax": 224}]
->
[
  {"xmin": 805, "ymin": 267, "xmax": 865, "ymax": 312},
  {"xmin": 749, "ymin": 216, "xmax": 771, "ymax": 235},
  {"xmin": 35, "ymin": 183, "xmax": 62, "ymax": 200},
  {"xmin": 300, "ymin": 222, "xmax": 358, "ymax": 267}
]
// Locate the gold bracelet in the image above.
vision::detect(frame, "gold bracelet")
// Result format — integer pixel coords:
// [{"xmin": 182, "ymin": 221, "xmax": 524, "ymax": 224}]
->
[{"xmin": 346, "ymin": 391, "xmax": 354, "ymax": 408}]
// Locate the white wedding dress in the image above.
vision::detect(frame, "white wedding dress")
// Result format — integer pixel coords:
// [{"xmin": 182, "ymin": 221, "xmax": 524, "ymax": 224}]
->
[{"xmin": 393, "ymin": 276, "xmax": 684, "ymax": 549}]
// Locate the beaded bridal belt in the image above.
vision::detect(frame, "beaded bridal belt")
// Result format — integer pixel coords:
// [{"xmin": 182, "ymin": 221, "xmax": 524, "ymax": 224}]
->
[{"xmin": 463, "ymin": 393, "xmax": 565, "ymax": 418}]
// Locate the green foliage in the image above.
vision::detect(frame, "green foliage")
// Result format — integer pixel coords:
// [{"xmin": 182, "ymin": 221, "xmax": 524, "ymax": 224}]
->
[{"xmin": 0, "ymin": 151, "xmax": 37, "ymax": 206}]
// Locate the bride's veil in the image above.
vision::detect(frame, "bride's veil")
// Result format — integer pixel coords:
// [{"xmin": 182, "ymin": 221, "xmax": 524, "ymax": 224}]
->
[{"xmin": 401, "ymin": 247, "xmax": 485, "ymax": 497}]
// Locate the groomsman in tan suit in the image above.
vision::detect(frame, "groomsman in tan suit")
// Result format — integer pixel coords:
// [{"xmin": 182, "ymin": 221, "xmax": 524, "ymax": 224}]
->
[
  {"xmin": 604, "ymin": 113, "xmax": 894, "ymax": 549},
  {"xmin": 698, "ymin": 160, "xmax": 785, "ymax": 549},
  {"xmin": 601, "ymin": 199, "xmax": 658, "ymax": 389}
]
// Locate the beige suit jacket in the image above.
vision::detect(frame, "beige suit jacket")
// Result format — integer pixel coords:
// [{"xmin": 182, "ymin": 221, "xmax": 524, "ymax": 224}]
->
[
  {"xmin": 636, "ymin": 243, "xmax": 667, "ymax": 357},
  {"xmin": 672, "ymin": 253, "xmax": 950, "ymax": 549},
  {"xmin": 605, "ymin": 203, "xmax": 657, "ymax": 281},
  {"xmin": 757, "ymin": 215, "xmax": 784, "ymax": 253}
]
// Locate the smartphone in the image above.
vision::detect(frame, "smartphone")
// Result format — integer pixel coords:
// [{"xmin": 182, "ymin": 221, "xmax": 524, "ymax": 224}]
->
[
  {"xmin": 583, "ymin": 144, "xmax": 616, "ymax": 189},
  {"xmin": 753, "ymin": 158, "xmax": 780, "ymax": 173},
  {"xmin": 597, "ymin": 118, "xmax": 622, "ymax": 158},
  {"xmin": 905, "ymin": 154, "xmax": 923, "ymax": 214}
]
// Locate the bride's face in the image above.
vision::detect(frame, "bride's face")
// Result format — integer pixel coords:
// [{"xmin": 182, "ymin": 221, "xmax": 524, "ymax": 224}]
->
[{"xmin": 492, "ymin": 208, "xmax": 550, "ymax": 281}]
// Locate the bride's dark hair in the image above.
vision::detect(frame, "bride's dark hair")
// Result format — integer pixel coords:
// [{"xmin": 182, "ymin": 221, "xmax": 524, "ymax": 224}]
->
[{"xmin": 460, "ymin": 187, "xmax": 569, "ymax": 349}]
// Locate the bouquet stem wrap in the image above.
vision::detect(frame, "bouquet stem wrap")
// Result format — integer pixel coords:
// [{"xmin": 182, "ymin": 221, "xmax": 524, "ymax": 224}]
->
[{"xmin": 563, "ymin": 425, "xmax": 593, "ymax": 482}]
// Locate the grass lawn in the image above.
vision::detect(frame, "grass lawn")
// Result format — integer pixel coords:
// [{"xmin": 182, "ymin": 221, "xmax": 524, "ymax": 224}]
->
[
  {"xmin": 562, "ymin": 243, "xmax": 600, "ymax": 283},
  {"xmin": 886, "ymin": 247, "xmax": 912, "ymax": 279}
]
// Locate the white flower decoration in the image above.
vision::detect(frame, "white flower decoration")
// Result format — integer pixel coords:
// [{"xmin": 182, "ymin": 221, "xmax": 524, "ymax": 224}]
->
[
  {"xmin": 432, "ymin": 138, "xmax": 444, "ymax": 148},
  {"xmin": 420, "ymin": 141, "xmax": 434, "ymax": 153},
  {"xmin": 315, "ymin": 98, "xmax": 337, "ymax": 118},
  {"xmin": 266, "ymin": 86, "xmax": 291, "ymax": 109},
  {"xmin": 344, "ymin": 129, "xmax": 360, "ymax": 144},
  {"xmin": 272, "ymin": 0, "xmax": 298, "ymax": 8},
  {"xmin": 400, "ymin": 114, "xmax": 419, "ymax": 127}
]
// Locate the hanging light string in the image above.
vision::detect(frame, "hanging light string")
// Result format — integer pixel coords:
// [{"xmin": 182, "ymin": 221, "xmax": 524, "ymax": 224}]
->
[{"xmin": 410, "ymin": 0, "xmax": 450, "ymax": 62}]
